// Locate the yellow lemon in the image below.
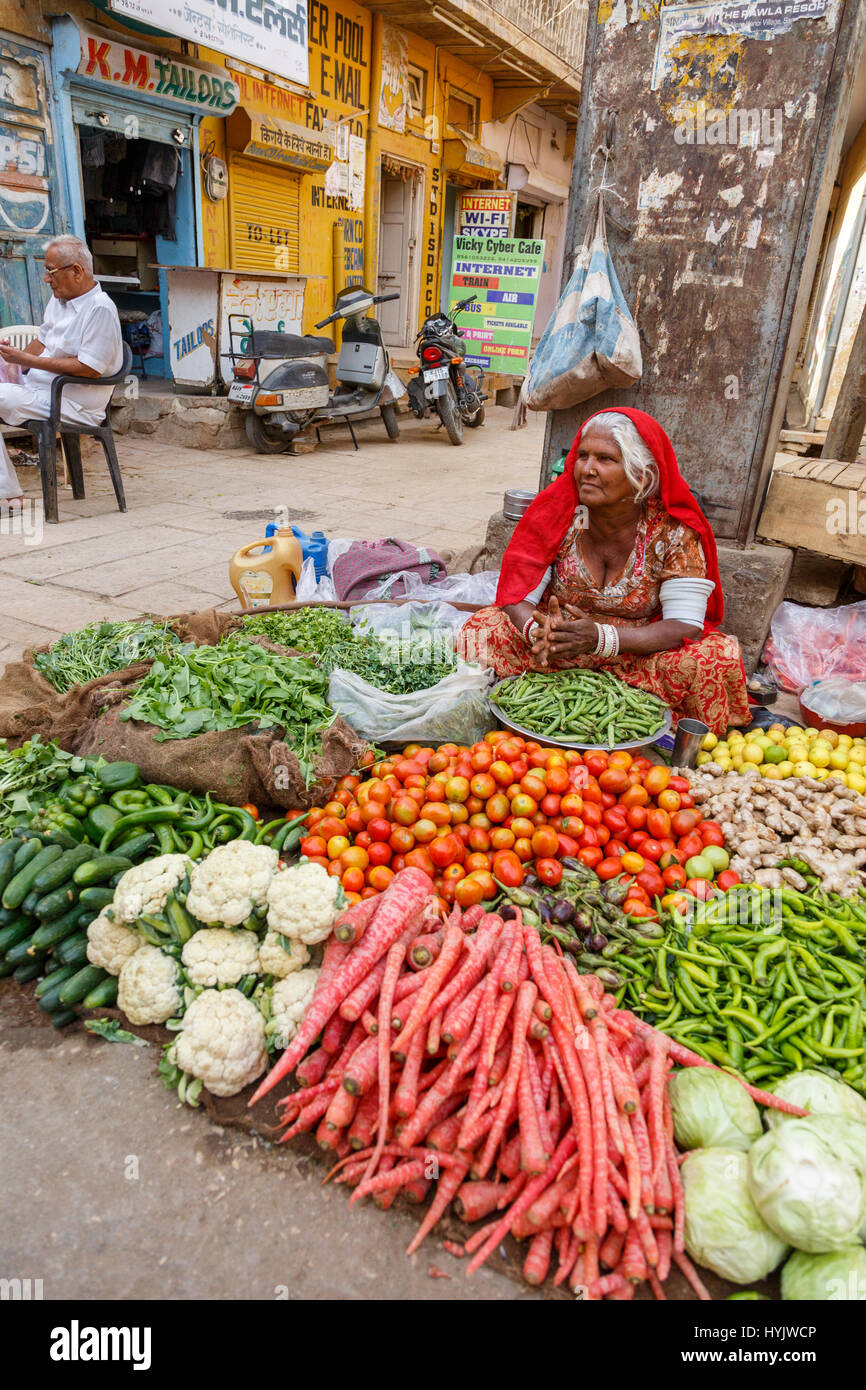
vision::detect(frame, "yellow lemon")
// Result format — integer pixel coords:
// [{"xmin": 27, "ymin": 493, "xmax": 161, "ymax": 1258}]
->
[
  {"xmin": 767, "ymin": 730, "xmax": 787, "ymax": 744},
  {"xmin": 742, "ymin": 743, "xmax": 764, "ymax": 764},
  {"xmin": 731, "ymin": 754, "xmax": 744, "ymax": 769},
  {"xmin": 830, "ymin": 748, "xmax": 850, "ymax": 770},
  {"xmin": 786, "ymin": 725, "xmax": 805, "ymax": 738},
  {"xmin": 831, "ymin": 771, "xmax": 850, "ymax": 787},
  {"xmin": 848, "ymin": 771, "xmax": 866, "ymax": 795},
  {"xmin": 700, "ymin": 732, "xmax": 718, "ymax": 752},
  {"xmin": 786, "ymin": 746, "xmax": 809, "ymax": 764},
  {"xmin": 794, "ymin": 761, "xmax": 817, "ymax": 778},
  {"xmin": 810, "ymin": 744, "xmax": 831, "ymax": 768},
  {"xmin": 822, "ymin": 729, "xmax": 839, "ymax": 747},
  {"xmin": 848, "ymin": 747, "xmax": 866, "ymax": 766},
  {"xmin": 776, "ymin": 761, "xmax": 795, "ymax": 778},
  {"xmin": 715, "ymin": 757, "xmax": 733, "ymax": 771},
  {"xmin": 838, "ymin": 733, "xmax": 853, "ymax": 745},
  {"xmin": 728, "ymin": 729, "xmax": 746, "ymax": 742},
  {"xmin": 696, "ymin": 751, "xmax": 713, "ymax": 766},
  {"xmin": 761, "ymin": 765, "xmax": 782, "ymax": 779},
  {"xmin": 768, "ymin": 723, "xmax": 787, "ymax": 736},
  {"xmin": 763, "ymin": 745, "xmax": 787, "ymax": 765},
  {"xmin": 813, "ymin": 768, "xmax": 830, "ymax": 781},
  {"xmin": 740, "ymin": 761, "xmax": 761, "ymax": 775},
  {"xmin": 804, "ymin": 727, "xmax": 820, "ymax": 741}
]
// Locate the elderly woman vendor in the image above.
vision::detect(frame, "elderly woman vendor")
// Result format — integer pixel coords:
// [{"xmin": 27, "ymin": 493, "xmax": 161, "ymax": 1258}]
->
[{"xmin": 457, "ymin": 407, "xmax": 749, "ymax": 735}]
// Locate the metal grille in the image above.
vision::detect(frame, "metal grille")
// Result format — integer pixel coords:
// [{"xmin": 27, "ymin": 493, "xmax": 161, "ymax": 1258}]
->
[{"xmin": 228, "ymin": 155, "xmax": 300, "ymax": 275}]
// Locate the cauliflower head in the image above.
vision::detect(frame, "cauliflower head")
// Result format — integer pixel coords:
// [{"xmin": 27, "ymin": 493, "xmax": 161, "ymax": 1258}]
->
[
  {"xmin": 267, "ymin": 861, "xmax": 341, "ymax": 945},
  {"xmin": 118, "ymin": 944, "xmax": 182, "ymax": 1025},
  {"xmin": 181, "ymin": 928, "xmax": 260, "ymax": 987},
  {"xmin": 268, "ymin": 968, "xmax": 320, "ymax": 1050},
  {"xmin": 86, "ymin": 911, "xmax": 142, "ymax": 976},
  {"xmin": 112, "ymin": 854, "xmax": 191, "ymax": 925},
  {"xmin": 186, "ymin": 842, "xmax": 278, "ymax": 927},
  {"xmin": 176, "ymin": 988, "xmax": 268, "ymax": 1097},
  {"xmin": 258, "ymin": 929, "xmax": 310, "ymax": 979}
]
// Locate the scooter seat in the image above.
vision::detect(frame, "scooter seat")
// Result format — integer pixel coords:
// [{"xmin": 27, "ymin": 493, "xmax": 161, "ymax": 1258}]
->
[{"xmin": 246, "ymin": 331, "xmax": 335, "ymax": 359}]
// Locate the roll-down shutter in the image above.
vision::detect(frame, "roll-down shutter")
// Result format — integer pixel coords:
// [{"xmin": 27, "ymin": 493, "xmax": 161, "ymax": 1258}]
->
[{"xmin": 228, "ymin": 155, "xmax": 300, "ymax": 274}]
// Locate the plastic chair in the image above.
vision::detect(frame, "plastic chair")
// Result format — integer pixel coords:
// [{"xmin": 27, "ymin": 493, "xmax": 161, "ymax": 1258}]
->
[{"xmin": 24, "ymin": 343, "xmax": 132, "ymax": 524}]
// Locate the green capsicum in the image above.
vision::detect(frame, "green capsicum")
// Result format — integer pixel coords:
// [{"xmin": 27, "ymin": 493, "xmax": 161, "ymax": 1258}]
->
[{"xmin": 95, "ymin": 761, "xmax": 141, "ymax": 792}]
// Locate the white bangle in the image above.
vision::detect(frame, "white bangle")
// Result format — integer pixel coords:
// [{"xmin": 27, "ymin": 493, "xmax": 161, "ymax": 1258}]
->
[
  {"xmin": 523, "ymin": 617, "xmax": 539, "ymax": 645},
  {"xmin": 593, "ymin": 623, "xmax": 619, "ymax": 659}
]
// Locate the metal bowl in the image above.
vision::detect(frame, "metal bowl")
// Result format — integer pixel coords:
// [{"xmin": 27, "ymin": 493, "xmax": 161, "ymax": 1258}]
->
[{"xmin": 488, "ymin": 676, "xmax": 673, "ymax": 751}]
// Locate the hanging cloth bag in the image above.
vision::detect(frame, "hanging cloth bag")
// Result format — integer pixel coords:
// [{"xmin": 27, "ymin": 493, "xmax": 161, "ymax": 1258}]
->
[{"xmin": 524, "ymin": 191, "xmax": 642, "ymax": 412}]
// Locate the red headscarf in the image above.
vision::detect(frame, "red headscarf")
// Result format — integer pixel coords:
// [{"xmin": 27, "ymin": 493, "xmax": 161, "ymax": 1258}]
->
[{"xmin": 496, "ymin": 407, "xmax": 724, "ymax": 635}]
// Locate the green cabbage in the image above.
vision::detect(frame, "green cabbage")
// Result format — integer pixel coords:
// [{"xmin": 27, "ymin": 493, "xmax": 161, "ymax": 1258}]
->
[
  {"xmin": 765, "ymin": 1069, "xmax": 866, "ymax": 1129},
  {"xmin": 669, "ymin": 1068, "xmax": 762, "ymax": 1152},
  {"xmin": 682, "ymin": 1148, "xmax": 789, "ymax": 1284},
  {"xmin": 747, "ymin": 1117, "xmax": 866, "ymax": 1253},
  {"xmin": 781, "ymin": 1247, "xmax": 866, "ymax": 1301}
]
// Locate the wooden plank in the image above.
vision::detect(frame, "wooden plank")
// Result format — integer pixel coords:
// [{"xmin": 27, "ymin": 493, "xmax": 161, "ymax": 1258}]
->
[
  {"xmin": 812, "ymin": 461, "xmax": 852, "ymax": 483},
  {"xmin": 757, "ymin": 472, "xmax": 866, "ymax": 562},
  {"xmin": 832, "ymin": 464, "xmax": 866, "ymax": 488},
  {"xmin": 779, "ymin": 429, "xmax": 825, "ymax": 445}
]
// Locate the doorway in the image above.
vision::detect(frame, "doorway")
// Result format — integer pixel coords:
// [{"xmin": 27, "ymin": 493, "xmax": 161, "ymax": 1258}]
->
[{"xmin": 377, "ymin": 165, "xmax": 422, "ymax": 346}]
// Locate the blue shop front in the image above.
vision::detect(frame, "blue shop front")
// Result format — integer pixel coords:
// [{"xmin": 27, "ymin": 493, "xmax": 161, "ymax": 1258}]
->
[{"xmin": 48, "ymin": 16, "xmax": 238, "ymax": 376}]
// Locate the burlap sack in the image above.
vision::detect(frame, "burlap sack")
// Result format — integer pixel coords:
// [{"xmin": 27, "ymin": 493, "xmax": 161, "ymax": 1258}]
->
[{"xmin": 0, "ymin": 609, "xmax": 242, "ymax": 746}]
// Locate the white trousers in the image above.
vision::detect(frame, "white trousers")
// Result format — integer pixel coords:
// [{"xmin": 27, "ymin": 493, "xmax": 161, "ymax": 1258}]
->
[{"xmin": 0, "ymin": 382, "xmax": 97, "ymax": 498}]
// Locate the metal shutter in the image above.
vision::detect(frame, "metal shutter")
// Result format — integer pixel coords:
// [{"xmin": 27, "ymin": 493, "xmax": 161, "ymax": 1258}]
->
[{"xmin": 228, "ymin": 156, "xmax": 300, "ymax": 274}]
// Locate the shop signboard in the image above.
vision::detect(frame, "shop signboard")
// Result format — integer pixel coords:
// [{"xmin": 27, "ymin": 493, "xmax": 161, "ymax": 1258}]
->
[
  {"xmin": 218, "ymin": 273, "xmax": 305, "ymax": 384},
  {"xmin": 447, "ymin": 235, "xmax": 544, "ymax": 376},
  {"xmin": 75, "ymin": 24, "xmax": 240, "ymax": 113},
  {"xmin": 230, "ymin": 111, "xmax": 333, "ymax": 169},
  {"xmin": 457, "ymin": 191, "xmax": 516, "ymax": 240},
  {"xmin": 108, "ymin": 0, "xmax": 309, "ymax": 87}
]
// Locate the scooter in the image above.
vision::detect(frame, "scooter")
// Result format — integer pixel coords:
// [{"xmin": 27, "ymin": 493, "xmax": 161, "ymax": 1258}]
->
[
  {"xmin": 227, "ymin": 285, "xmax": 408, "ymax": 454},
  {"xmin": 406, "ymin": 293, "xmax": 486, "ymax": 445}
]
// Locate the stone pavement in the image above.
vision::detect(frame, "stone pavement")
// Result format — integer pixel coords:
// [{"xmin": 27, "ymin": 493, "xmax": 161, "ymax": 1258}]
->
[{"xmin": 0, "ymin": 403, "xmax": 544, "ymax": 670}]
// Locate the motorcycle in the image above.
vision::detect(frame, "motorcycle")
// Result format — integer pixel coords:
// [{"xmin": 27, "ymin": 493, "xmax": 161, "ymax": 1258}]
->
[
  {"xmin": 406, "ymin": 293, "xmax": 486, "ymax": 445},
  {"xmin": 227, "ymin": 285, "xmax": 408, "ymax": 454}
]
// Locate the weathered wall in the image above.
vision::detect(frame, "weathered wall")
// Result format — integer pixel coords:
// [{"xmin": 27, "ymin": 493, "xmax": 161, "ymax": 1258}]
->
[{"xmin": 546, "ymin": 0, "xmax": 864, "ymax": 542}]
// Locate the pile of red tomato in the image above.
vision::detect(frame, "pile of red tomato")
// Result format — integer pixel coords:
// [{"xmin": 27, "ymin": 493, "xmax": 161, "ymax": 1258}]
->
[{"xmin": 298, "ymin": 732, "xmax": 737, "ymax": 919}]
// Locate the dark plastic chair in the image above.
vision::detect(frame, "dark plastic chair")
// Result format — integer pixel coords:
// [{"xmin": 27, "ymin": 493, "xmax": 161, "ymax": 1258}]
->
[{"xmin": 24, "ymin": 342, "xmax": 132, "ymax": 524}]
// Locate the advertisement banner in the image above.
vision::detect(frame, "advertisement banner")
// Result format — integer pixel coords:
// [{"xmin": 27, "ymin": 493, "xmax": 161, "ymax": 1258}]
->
[
  {"xmin": 457, "ymin": 191, "xmax": 515, "ymax": 239},
  {"xmin": 379, "ymin": 23, "xmax": 408, "ymax": 132},
  {"xmin": 448, "ymin": 235, "xmax": 544, "ymax": 376},
  {"xmin": 77, "ymin": 24, "xmax": 240, "ymax": 111},
  {"xmin": 108, "ymin": 0, "xmax": 309, "ymax": 87}
]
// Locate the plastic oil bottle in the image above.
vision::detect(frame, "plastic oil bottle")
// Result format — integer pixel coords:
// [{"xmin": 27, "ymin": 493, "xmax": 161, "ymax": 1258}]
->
[{"xmin": 229, "ymin": 527, "xmax": 303, "ymax": 609}]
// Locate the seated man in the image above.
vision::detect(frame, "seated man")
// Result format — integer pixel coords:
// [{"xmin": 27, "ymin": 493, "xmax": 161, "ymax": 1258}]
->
[{"xmin": 0, "ymin": 234, "xmax": 123, "ymax": 506}]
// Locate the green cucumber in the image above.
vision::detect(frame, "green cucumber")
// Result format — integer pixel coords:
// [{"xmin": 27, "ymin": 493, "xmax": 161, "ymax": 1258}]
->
[
  {"xmin": 33, "ymin": 844, "xmax": 96, "ymax": 894},
  {"xmin": 54, "ymin": 931, "xmax": 89, "ymax": 966},
  {"xmin": 5, "ymin": 935, "xmax": 43, "ymax": 966},
  {"xmin": 78, "ymin": 886, "xmax": 115, "ymax": 912},
  {"xmin": 13, "ymin": 958, "xmax": 44, "ymax": 983},
  {"xmin": 112, "ymin": 831, "xmax": 155, "ymax": 861},
  {"xmin": 82, "ymin": 976, "xmax": 118, "ymax": 1009},
  {"xmin": 30, "ymin": 907, "xmax": 87, "ymax": 951},
  {"xmin": 59, "ymin": 964, "xmax": 107, "ymax": 1006},
  {"xmin": 35, "ymin": 963, "xmax": 79, "ymax": 999},
  {"xmin": 49, "ymin": 1007, "xmax": 78, "ymax": 1029},
  {"xmin": 0, "ymin": 905, "xmax": 20, "ymax": 927},
  {"xmin": 21, "ymin": 889, "xmax": 41, "ymax": 916},
  {"xmin": 3, "ymin": 843, "xmax": 63, "ymax": 909},
  {"xmin": 0, "ymin": 957, "xmax": 17, "ymax": 977},
  {"xmin": 35, "ymin": 884, "xmax": 78, "ymax": 922},
  {"xmin": 73, "ymin": 855, "xmax": 133, "ymax": 887},
  {"xmin": 0, "ymin": 840, "xmax": 18, "ymax": 896},
  {"xmin": 0, "ymin": 917, "xmax": 31, "ymax": 953},
  {"xmin": 11, "ymin": 837, "xmax": 44, "ymax": 873}
]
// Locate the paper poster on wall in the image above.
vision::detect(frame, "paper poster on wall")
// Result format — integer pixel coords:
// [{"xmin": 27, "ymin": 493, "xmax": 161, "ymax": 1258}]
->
[
  {"xmin": 651, "ymin": 0, "xmax": 830, "ymax": 88},
  {"xmin": 109, "ymin": 0, "xmax": 309, "ymax": 87},
  {"xmin": 379, "ymin": 23, "xmax": 408, "ymax": 133},
  {"xmin": 349, "ymin": 134, "xmax": 365, "ymax": 212},
  {"xmin": 325, "ymin": 160, "xmax": 349, "ymax": 198},
  {"xmin": 448, "ymin": 235, "xmax": 544, "ymax": 376},
  {"xmin": 457, "ymin": 191, "xmax": 515, "ymax": 239}
]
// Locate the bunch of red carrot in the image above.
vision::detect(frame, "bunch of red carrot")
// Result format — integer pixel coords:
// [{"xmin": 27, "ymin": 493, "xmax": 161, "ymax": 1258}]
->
[{"xmin": 250, "ymin": 867, "xmax": 804, "ymax": 1299}]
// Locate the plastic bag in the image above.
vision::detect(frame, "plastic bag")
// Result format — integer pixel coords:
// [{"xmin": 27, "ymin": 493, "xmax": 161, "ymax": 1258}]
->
[
  {"xmin": 0, "ymin": 357, "xmax": 21, "ymax": 385},
  {"xmin": 377, "ymin": 569, "xmax": 500, "ymax": 606},
  {"xmin": 328, "ymin": 659, "xmax": 494, "ymax": 745},
  {"xmin": 801, "ymin": 679, "xmax": 866, "ymax": 723},
  {"xmin": 350, "ymin": 600, "xmax": 466, "ymax": 639},
  {"xmin": 523, "ymin": 192, "xmax": 642, "ymax": 412},
  {"xmin": 763, "ymin": 601, "xmax": 866, "ymax": 693},
  {"xmin": 295, "ymin": 557, "xmax": 337, "ymax": 603}
]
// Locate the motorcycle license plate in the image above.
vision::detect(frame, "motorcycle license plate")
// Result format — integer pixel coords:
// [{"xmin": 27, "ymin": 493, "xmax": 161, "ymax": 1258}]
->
[
  {"xmin": 228, "ymin": 382, "xmax": 254, "ymax": 402},
  {"xmin": 423, "ymin": 366, "xmax": 449, "ymax": 382}
]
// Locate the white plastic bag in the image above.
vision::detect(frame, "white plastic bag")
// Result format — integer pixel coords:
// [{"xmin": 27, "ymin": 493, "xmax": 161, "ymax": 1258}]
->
[
  {"xmin": 295, "ymin": 557, "xmax": 337, "ymax": 602},
  {"xmin": 369, "ymin": 569, "xmax": 500, "ymax": 605},
  {"xmin": 349, "ymin": 600, "xmax": 466, "ymax": 639},
  {"xmin": 801, "ymin": 679, "xmax": 866, "ymax": 723},
  {"xmin": 328, "ymin": 659, "xmax": 494, "ymax": 744}
]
